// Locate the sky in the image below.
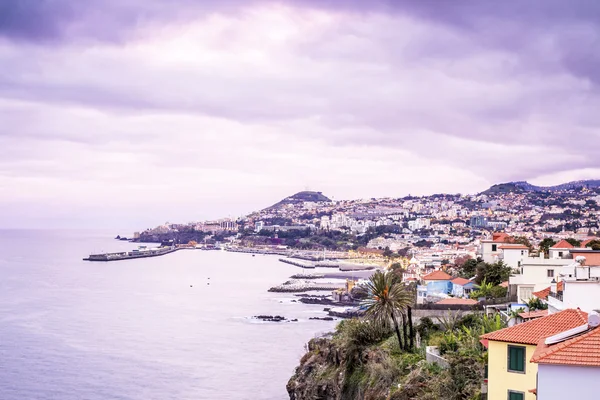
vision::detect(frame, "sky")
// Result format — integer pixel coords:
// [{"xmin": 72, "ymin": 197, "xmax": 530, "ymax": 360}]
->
[{"xmin": 1, "ymin": 0, "xmax": 600, "ymax": 229}]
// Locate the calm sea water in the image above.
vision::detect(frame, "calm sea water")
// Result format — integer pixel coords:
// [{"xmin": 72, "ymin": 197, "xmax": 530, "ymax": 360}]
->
[{"xmin": 0, "ymin": 230, "xmax": 337, "ymax": 400}]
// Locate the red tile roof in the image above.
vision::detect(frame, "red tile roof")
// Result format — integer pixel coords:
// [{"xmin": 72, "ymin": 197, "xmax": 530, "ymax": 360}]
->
[
  {"xmin": 519, "ymin": 310, "xmax": 548, "ymax": 320},
  {"xmin": 492, "ymin": 232, "xmax": 511, "ymax": 243},
  {"xmin": 532, "ymin": 282, "xmax": 563, "ymax": 300},
  {"xmin": 422, "ymin": 270, "xmax": 452, "ymax": 281},
  {"xmin": 551, "ymin": 240, "xmax": 574, "ymax": 249},
  {"xmin": 436, "ymin": 298, "xmax": 478, "ymax": 305},
  {"xmin": 531, "ymin": 326, "xmax": 600, "ymax": 367},
  {"xmin": 500, "ymin": 281, "xmax": 509, "ymax": 288},
  {"xmin": 451, "ymin": 277, "xmax": 471, "ymax": 286},
  {"xmin": 532, "ymin": 286, "xmax": 551, "ymax": 300},
  {"xmin": 480, "ymin": 309, "xmax": 588, "ymax": 345},
  {"xmin": 581, "ymin": 239, "xmax": 595, "ymax": 247}
]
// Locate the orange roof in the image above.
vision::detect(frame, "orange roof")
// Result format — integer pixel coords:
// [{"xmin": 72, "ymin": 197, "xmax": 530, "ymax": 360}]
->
[
  {"xmin": 451, "ymin": 277, "xmax": 471, "ymax": 286},
  {"xmin": 532, "ymin": 286, "xmax": 551, "ymax": 300},
  {"xmin": 551, "ymin": 240, "xmax": 574, "ymax": 249},
  {"xmin": 581, "ymin": 239, "xmax": 595, "ymax": 247},
  {"xmin": 532, "ymin": 282, "xmax": 564, "ymax": 300},
  {"xmin": 481, "ymin": 309, "xmax": 588, "ymax": 345},
  {"xmin": 492, "ymin": 232, "xmax": 511, "ymax": 243},
  {"xmin": 500, "ymin": 281, "xmax": 509, "ymax": 288},
  {"xmin": 499, "ymin": 245, "xmax": 529, "ymax": 250},
  {"xmin": 436, "ymin": 298, "xmax": 478, "ymax": 305},
  {"xmin": 422, "ymin": 270, "xmax": 452, "ymax": 281},
  {"xmin": 531, "ymin": 326, "xmax": 600, "ymax": 367},
  {"xmin": 519, "ymin": 310, "xmax": 548, "ymax": 320}
]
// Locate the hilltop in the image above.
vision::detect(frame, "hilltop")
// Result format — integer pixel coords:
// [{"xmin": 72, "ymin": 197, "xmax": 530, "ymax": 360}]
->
[
  {"xmin": 265, "ymin": 191, "xmax": 331, "ymax": 210},
  {"xmin": 482, "ymin": 179, "xmax": 600, "ymax": 195}
]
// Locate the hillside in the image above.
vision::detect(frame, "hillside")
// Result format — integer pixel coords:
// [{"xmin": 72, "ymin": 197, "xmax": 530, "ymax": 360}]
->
[
  {"xmin": 265, "ymin": 191, "xmax": 331, "ymax": 210},
  {"xmin": 481, "ymin": 179, "xmax": 600, "ymax": 195}
]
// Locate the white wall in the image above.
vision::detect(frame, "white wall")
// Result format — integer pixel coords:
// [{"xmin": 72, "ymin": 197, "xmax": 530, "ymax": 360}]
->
[
  {"xmin": 537, "ymin": 364, "xmax": 600, "ymax": 400},
  {"xmin": 502, "ymin": 248, "xmax": 528, "ymax": 269},
  {"xmin": 562, "ymin": 281, "xmax": 600, "ymax": 313},
  {"xmin": 509, "ymin": 258, "xmax": 571, "ymax": 302}
]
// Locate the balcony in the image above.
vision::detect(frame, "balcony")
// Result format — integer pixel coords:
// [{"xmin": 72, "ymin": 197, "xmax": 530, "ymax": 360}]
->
[{"xmin": 549, "ymin": 291, "xmax": 563, "ymax": 301}]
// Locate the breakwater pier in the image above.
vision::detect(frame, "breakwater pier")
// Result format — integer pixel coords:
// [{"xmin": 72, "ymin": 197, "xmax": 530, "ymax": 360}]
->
[{"xmin": 83, "ymin": 246, "xmax": 180, "ymax": 261}]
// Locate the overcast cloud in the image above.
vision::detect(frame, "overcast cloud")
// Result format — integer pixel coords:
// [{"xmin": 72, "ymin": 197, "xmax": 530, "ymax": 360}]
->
[{"xmin": 1, "ymin": 0, "xmax": 600, "ymax": 229}]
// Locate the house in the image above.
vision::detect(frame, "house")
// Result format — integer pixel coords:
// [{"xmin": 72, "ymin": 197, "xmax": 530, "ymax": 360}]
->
[
  {"xmin": 422, "ymin": 270, "xmax": 452, "ymax": 283},
  {"xmin": 480, "ymin": 232, "xmax": 512, "ymax": 263},
  {"xmin": 530, "ymin": 313, "xmax": 600, "ymax": 400},
  {"xmin": 450, "ymin": 277, "xmax": 478, "ymax": 298},
  {"xmin": 517, "ymin": 309, "xmax": 548, "ymax": 323},
  {"xmin": 509, "ymin": 255, "xmax": 571, "ymax": 303},
  {"xmin": 480, "ymin": 308, "xmax": 589, "ymax": 400},
  {"xmin": 547, "ymin": 256, "xmax": 600, "ymax": 314},
  {"xmin": 548, "ymin": 240, "xmax": 573, "ymax": 259},
  {"xmin": 499, "ymin": 245, "xmax": 530, "ymax": 269}
]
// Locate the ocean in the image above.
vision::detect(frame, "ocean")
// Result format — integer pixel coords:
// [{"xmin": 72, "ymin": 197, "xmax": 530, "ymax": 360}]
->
[{"xmin": 0, "ymin": 230, "xmax": 338, "ymax": 400}]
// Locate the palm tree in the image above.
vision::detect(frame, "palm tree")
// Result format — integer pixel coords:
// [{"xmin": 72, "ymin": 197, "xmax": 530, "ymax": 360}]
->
[{"xmin": 360, "ymin": 270, "xmax": 412, "ymax": 350}]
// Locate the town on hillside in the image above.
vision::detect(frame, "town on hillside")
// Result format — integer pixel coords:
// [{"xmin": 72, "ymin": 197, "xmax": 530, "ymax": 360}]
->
[{"xmin": 131, "ymin": 181, "xmax": 600, "ymax": 399}]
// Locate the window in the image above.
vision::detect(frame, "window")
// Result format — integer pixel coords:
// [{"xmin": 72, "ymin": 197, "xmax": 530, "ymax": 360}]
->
[
  {"xmin": 508, "ymin": 390, "xmax": 524, "ymax": 400},
  {"xmin": 492, "ymin": 244, "xmax": 497, "ymax": 252},
  {"xmin": 521, "ymin": 250, "xmax": 525, "ymax": 255},
  {"xmin": 547, "ymin": 269, "xmax": 554, "ymax": 278},
  {"xmin": 508, "ymin": 345, "xmax": 526, "ymax": 373},
  {"xmin": 558, "ymin": 251, "xmax": 563, "ymax": 257}
]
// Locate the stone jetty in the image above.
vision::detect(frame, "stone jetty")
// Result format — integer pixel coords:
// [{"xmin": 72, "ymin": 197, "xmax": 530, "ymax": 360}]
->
[{"xmin": 268, "ymin": 279, "xmax": 344, "ymax": 293}]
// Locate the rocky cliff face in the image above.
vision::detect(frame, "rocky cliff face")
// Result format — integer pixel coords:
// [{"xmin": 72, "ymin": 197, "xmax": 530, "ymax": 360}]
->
[{"xmin": 286, "ymin": 337, "xmax": 397, "ymax": 400}]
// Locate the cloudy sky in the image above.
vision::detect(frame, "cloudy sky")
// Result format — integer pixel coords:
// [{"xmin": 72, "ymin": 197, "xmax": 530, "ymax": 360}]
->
[{"xmin": 1, "ymin": 0, "xmax": 600, "ymax": 229}]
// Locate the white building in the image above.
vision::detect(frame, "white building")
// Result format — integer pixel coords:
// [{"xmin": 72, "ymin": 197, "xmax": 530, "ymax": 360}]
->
[
  {"xmin": 510, "ymin": 256, "xmax": 572, "ymax": 303},
  {"xmin": 531, "ymin": 313, "xmax": 600, "ymax": 400},
  {"xmin": 547, "ymin": 256, "xmax": 600, "ymax": 314},
  {"xmin": 408, "ymin": 218, "xmax": 431, "ymax": 231}
]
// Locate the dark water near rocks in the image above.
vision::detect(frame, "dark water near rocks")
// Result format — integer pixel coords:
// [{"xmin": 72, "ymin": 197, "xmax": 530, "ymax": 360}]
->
[{"xmin": 0, "ymin": 230, "xmax": 337, "ymax": 400}]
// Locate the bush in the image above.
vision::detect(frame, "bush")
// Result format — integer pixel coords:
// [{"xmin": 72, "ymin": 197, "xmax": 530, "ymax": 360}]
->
[
  {"xmin": 416, "ymin": 317, "xmax": 439, "ymax": 340},
  {"xmin": 336, "ymin": 318, "xmax": 393, "ymax": 348}
]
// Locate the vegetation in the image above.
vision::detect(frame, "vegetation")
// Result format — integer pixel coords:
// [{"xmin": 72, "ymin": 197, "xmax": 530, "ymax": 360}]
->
[
  {"xmin": 360, "ymin": 271, "xmax": 414, "ymax": 351},
  {"xmin": 527, "ymin": 297, "xmax": 548, "ymax": 311},
  {"xmin": 289, "ymin": 311, "xmax": 506, "ymax": 400},
  {"xmin": 474, "ymin": 261, "xmax": 512, "ymax": 286},
  {"xmin": 539, "ymin": 238, "xmax": 557, "ymax": 256}
]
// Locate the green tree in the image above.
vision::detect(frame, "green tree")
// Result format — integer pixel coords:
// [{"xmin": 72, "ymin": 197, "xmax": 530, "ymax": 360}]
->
[
  {"xmin": 527, "ymin": 297, "xmax": 548, "ymax": 311},
  {"xmin": 565, "ymin": 238, "xmax": 581, "ymax": 247},
  {"xmin": 475, "ymin": 261, "xmax": 512, "ymax": 286},
  {"xmin": 585, "ymin": 240, "xmax": 600, "ymax": 250},
  {"xmin": 539, "ymin": 238, "xmax": 557, "ymax": 257},
  {"xmin": 383, "ymin": 246, "xmax": 393, "ymax": 258},
  {"xmin": 511, "ymin": 236, "xmax": 533, "ymax": 251},
  {"xmin": 460, "ymin": 259, "xmax": 479, "ymax": 278},
  {"xmin": 360, "ymin": 270, "xmax": 412, "ymax": 351}
]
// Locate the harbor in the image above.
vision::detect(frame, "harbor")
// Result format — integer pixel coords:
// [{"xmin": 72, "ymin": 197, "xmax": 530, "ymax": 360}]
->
[{"xmin": 83, "ymin": 245, "xmax": 179, "ymax": 261}]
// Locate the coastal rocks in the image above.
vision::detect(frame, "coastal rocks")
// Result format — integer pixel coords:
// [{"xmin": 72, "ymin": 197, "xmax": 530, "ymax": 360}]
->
[
  {"xmin": 268, "ymin": 279, "xmax": 345, "ymax": 293},
  {"xmin": 253, "ymin": 315, "xmax": 298, "ymax": 323},
  {"xmin": 309, "ymin": 317, "xmax": 335, "ymax": 321}
]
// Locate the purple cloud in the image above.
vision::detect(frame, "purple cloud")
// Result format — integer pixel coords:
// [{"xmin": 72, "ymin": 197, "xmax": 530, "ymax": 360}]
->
[{"xmin": 1, "ymin": 0, "xmax": 600, "ymax": 228}]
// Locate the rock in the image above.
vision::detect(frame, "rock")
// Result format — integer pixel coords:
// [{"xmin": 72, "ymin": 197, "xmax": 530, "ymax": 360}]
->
[
  {"xmin": 309, "ymin": 317, "xmax": 335, "ymax": 321},
  {"xmin": 254, "ymin": 315, "xmax": 287, "ymax": 322}
]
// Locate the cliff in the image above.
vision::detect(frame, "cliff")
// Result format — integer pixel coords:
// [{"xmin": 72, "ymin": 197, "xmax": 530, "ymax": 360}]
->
[{"xmin": 287, "ymin": 319, "xmax": 485, "ymax": 400}]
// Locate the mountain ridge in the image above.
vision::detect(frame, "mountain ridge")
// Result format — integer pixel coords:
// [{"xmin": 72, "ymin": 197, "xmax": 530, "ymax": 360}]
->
[{"xmin": 482, "ymin": 179, "xmax": 600, "ymax": 194}]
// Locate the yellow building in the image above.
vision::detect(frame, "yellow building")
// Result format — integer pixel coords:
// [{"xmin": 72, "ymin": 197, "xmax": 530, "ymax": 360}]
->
[{"xmin": 480, "ymin": 308, "xmax": 588, "ymax": 400}]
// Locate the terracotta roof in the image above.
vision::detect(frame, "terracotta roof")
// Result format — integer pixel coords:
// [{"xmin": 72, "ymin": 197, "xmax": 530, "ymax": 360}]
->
[
  {"xmin": 480, "ymin": 309, "xmax": 588, "ymax": 345},
  {"xmin": 519, "ymin": 310, "xmax": 548, "ymax": 320},
  {"xmin": 436, "ymin": 298, "xmax": 478, "ymax": 305},
  {"xmin": 492, "ymin": 232, "xmax": 511, "ymax": 243},
  {"xmin": 551, "ymin": 240, "xmax": 574, "ymax": 249},
  {"xmin": 500, "ymin": 281, "xmax": 509, "ymax": 288},
  {"xmin": 422, "ymin": 270, "xmax": 452, "ymax": 281},
  {"xmin": 581, "ymin": 239, "xmax": 595, "ymax": 247},
  {"xmin": 531, "ymin": 326, "xmax": 600, "ymax": 367},
  {"xmin": 451, "ymin": 277, "xmax": 471, "ymax": 286},
  {"xmin": 532, "ymin": 286, "xmax": 551, "ymax": 300},
  {"xmin": 499, "ymin": 245, "xmax": 529, "ymax": 250},
  {"xmin": 532, "ymin": 282, "xmax": 564, "ymax": 300}
]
